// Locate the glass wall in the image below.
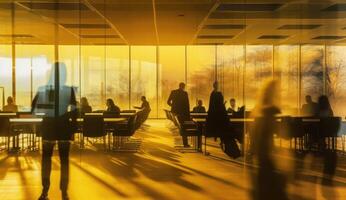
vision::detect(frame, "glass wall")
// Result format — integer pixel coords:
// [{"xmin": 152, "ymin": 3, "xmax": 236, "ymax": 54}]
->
[
  {"xmin": 217, "ymin": 45, "xmax": 245, "ymax": 111},
  {"xmin": 0, "ymin": 45, "xmax": 12, "ymax": 110},
  {"xmin": 301, "ymin": 45, "xmax": 324, "ymax": 105},
  {"xmin": 106, "ymin": 46, "xmax": 130, "ymax": 110},
  {"xmin": 245, "ymin": 46, "xmax": 273, "ymax": 110},
  {"xmin": 2, "ymin": 44, "xmax": 346, "ymax": 117},
  {"xmin": 274, "ymin": 45, "xmax": 299, "ymax": 115},
  {"xmin": 326, "ymin": 46, "xmax": 346, "ymax": 116},
  {"xmin": 158, "ymin": 46, "xmax": 186, "ymax": 117},
  {"xmin": 187, "ymin": 45, "xmax": 216, "ymax": 110},
  {"xmin": 131, "ymin": 46, "xmax": 157, "ymax": 117},
  {"xmin": 81, "ymin": 46, "xmax": 106, "ymax": 110}
]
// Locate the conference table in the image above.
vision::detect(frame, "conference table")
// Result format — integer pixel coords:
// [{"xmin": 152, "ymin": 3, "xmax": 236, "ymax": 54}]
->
[
  {"xmin": 7, "ymin": 117, "xmax": 128, "ymax": 152},
  {"xmin": 190, "ymin": 114, "xmax": 346, "ymax": 154}
]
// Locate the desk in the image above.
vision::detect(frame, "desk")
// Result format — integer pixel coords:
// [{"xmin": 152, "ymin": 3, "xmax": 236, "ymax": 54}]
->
[{"xmin": 76, "ymin": 118, "xmax": 127, "ymax": 122}]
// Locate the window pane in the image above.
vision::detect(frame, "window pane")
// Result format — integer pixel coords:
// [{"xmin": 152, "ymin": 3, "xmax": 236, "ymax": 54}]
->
[
  {"xmin": 0, "ymin": 45, "xmax": 12, "ymax": 109},
  {"xmin": 326, "ymin": 46, "xmax": 346, "ymax": 115},
  {"xmin": 274, "ymin": 45, "xmax": 299, "ymax": 115},
  {"xmin": 245, "ymin": 46, "xmax": 273, "ymax": 110},
  {"xmin": 106, "ymin": 46, "xmax": 129, "ymax": 110},
  {"xmin": 59, "ymin": 45, "xmax": 81, "ymax": 99},
  {"xmin": 217, "ymin": 45, "xmax": 245, "ymax": 110},
  {"xmin": 187, "ymin": 45, "xmax": 215, "ymax": 110},
  {"xmin": 301, "ymin": 45, "xmax": 324, "ymax": 104},
  {"xmin": 158, "ymin": 46, "xmax": 185, "ymax": 117},
  {"xmin": 81, "ymin": 46, "xmax": 105, "ymax": 110},
  {"xmin": 131, "ymin": 46, "xmax": 157, "ymax": 117}
]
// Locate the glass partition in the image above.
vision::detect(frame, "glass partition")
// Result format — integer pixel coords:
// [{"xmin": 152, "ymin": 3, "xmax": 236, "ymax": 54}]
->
[
  {"xmin": 187, "ymin": 45, "xmax": 216, "ymax": 110},
  {"xmin": 131, "ymin": 46, "xmax": 157, "ymax": 117},
  {"xmin": 245, "ymin": 45, "xmax": 273, "ymax": 110},
  {"xmin": 158, "ymin": 46, "xmax": 186, "ymax": 117}
]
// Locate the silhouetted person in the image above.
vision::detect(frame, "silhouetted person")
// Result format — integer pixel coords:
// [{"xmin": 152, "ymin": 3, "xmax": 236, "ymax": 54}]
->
[
  {"xmin": 192, "ymin": 100, "xmax": 206, "ymax": 113},
  {"xmin": 301, "ymin": 95, "xmax": 318, "ymax": 116},
  {"xmin": 206, "ymin": 82, "xmax": 240, "ymax": 158},
  {"xmin": 79, "ymin": 97, "xmax": 92, "ymax": 115},
  {"xmin": 134, "ymin": 96, "xmax": 151, "ymax": 123},
  {"xmin": 3, "ymin": 96, "xmax": 18, "ymax": 112},
  {"xmin": 318, "ymin": 95, "xmax": 333, "ymax": 117},
  {"xmin": 227, "ymin": 98, "xmax": 237, "ymax": 115},
  {"xmin": 105, "ymin": 98, "xmax": 121, "ymax": 117},
  {"xmin": 134, "ymin": 96, "xmax": 151, "ymax": 113},
  {"xmin": 316, "ymin": 95, "xmax": 338, "ymax": 199},
  {"xmin": 32, "ymin": 62, "xmax": 77, "ymax": 200},
  {"xmin": 167, "ymin": 82, "xmax": 190, "ymax": 147},
  {"xmin": 251, "ymin": 80, "xmax": 288, "ymax": 200}
]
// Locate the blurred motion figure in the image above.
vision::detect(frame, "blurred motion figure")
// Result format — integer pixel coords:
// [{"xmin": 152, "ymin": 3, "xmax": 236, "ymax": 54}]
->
[{"xmin": 251, "ymin": 79, "xmax": 288, "ymax": 200}]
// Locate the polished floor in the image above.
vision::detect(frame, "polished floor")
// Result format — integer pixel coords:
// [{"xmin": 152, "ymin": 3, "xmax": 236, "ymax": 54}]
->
[{"xmin": 0, "ymin": 120, "xmax": 346, "ymax": 200}]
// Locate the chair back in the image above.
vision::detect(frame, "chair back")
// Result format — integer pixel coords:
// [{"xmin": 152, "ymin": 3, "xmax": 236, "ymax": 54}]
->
[
  {"xmin": 0, "ymin": 116, "xmax": 10, "ymax": 136},
  {"xmin": 83, "ymin": 115, "xmax": 105, "ymax": 137}
]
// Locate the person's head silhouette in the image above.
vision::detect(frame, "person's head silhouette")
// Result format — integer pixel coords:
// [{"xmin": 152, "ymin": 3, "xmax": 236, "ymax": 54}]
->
[{"xmin": 179, "ymin": 82, "xmax": 185, "ymax": 90}]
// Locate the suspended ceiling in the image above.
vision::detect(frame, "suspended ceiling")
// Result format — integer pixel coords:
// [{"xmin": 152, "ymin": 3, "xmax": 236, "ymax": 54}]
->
[{"xmin": 1, "ymin": 0, "xmax": 346, "ymax": 45}]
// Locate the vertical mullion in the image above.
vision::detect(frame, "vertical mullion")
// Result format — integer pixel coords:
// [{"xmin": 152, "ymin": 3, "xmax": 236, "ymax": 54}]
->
[
  {"xmin": 298, "ymin": 45, "xmax": 302, "ymax": 114},
  {"xmin": 11, "ymin": 3, "xmax": 16, "ymax": 100},
  {"xmin": 323, "ymin": 44, "xmax": 327, "ymax": 95},
  {"xmin": 156, "ymin": 46, "xmax": 159, "ymax": 118},
  {"xmin": 129, "ymin": 46, "xmax": 132, "ymax": 109},
  {"xmin": 185, "ymin": 45, "xmax": 187, "ymax": 84}
]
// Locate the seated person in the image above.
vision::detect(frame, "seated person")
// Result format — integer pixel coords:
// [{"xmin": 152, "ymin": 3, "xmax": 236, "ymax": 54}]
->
[
  {"xmin": 192, "ymin": 100, "xmax": 206, "ymax": 113},
  {"xmin": 105, "ymin": 98, "xmax": 121, "ymax": 117},
  {"xmin": 134, "ymin": 96, "xmax": 151, "ymax": 113},
  {"xmin": 227, "ymin": 98, "xmax": 237, "ymax": 115},
  {"xmin": 79, "ymin": 97, "xmax": 92, "ymax": 114},
  {"xmin": 301, "ymin": 95, "xmax": 318, "ymax": 116},
  {"xmin": 3, "ymin": 96, "xmax": 18, "ymax": 112}
]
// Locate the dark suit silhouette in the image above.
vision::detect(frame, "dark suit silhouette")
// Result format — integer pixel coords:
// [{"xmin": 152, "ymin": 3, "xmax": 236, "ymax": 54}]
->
[
  {"xmin": 206, "ymin": 90, "xmax": 241, "ymax": 158},
  {"xmin": 167, "ymin": 88, "xmax": 190, "ymax": 146}
]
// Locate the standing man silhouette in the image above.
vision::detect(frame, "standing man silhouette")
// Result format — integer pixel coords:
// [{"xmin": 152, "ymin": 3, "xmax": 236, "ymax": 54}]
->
[
  {"xmin": 32, "ymin": 62, "xmax": 77, "ymax": 200},
  {"xmin": 167, "ymin": 82, "xmax": 190, "ymax": 147}
]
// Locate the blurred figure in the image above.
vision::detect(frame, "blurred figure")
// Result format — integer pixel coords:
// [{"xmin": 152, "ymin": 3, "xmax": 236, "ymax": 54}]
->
[
  {"xmin": 105, "ymin": 98, "xmax": 121, "ymax": 117},
  {"xmin": 192, "ymin": 99, "xmax": 206, "ymax": 113},
  {"xmin": 3, "ymin": 96, "xmax": 18, "ymax": 112},
  {"xmin": 317, "ymin": 95, "xmax": 338, "ymax": 199},
  {"xmin": 79, "ymin": 97, "xmax": 92, "ymax": 114},
  {"xmin": 206, "ymin": 82, "xmax": 240, "ymax": 158},
  {"xmin": 251, "ymin": 79, "xmax": 288, "ymax": 200},
  {"xmin": 32, "ymin": 62, "xmax": 77, "ymax": 200},
  {"xmin": 301, "ymin": 95, "xmax": 318, "ymax": 116},
  {"xmin": 167, "ymin": 82, "xmax": 190, "ymax": 147},
  {"xmin": 227, "ymin": 98, "xmax": 237, "ymax": 115}
]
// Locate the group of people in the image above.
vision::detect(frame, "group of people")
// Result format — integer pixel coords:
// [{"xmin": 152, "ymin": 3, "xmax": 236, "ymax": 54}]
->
[
  {"xmin": 77, "ymin": 96, "xmax": 151, "ymax": 118},
  {"xmin": 2, "ymin": 61, "xmax": 338, "ymax": 200},
  {"xmin": 167, "ymin": 82, "xmax": 243, "ymax": 157},
  {"xmin": 191, "ymin": 98, "xmax": 240, "ymax": 115},
  {"xmin": 301, "ymin": 94, "xmax": 334, "ymax": 117}
]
